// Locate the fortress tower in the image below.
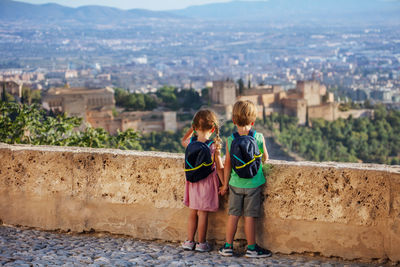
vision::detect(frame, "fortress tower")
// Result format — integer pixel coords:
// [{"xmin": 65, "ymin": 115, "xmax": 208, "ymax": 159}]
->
[{"xmin": 210, "ymin": 80, "xmax": 236, "ymax": 105}]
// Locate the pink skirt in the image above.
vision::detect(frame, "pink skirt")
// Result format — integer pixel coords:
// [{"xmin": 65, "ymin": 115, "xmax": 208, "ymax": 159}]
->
[{"xmin": 183, "ymin": 169, "xmax": 220, "ymax": 212}]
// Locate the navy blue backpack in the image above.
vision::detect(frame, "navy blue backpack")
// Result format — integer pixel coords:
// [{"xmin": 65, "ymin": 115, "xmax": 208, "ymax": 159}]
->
[
  {"xmin": 184, "ymin": 136, "xmax": 215, "ymax": 183},
  {"xmin": 230, "ymin": 129, "xmax": 262, "ymax": 178}
]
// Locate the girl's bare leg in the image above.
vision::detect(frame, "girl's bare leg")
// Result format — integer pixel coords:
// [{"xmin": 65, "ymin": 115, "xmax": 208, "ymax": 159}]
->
[
  {"xmin": 187, "ymin": 209, "xmax": 198, "ymax": 241},
  {"xmin": 197, "ymin": 210, "xmax": 209, "ymax": 243}
]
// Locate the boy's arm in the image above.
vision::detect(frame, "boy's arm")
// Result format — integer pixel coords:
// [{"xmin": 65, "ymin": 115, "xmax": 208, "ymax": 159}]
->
[
  {"xmin": 262, "ymin": 137, "xmax": 269, "ymax": 163},
  {"xmin": 181, "ymin": 127, "xmax": 194, "ymax": 148},
  {"xmin": 219, "ymin": 141, "xmax": 231, "ymax": 195}
]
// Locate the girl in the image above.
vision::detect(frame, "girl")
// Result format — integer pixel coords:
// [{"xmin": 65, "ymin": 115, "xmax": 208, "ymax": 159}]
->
[{"xmin": 181, "ymin": 109, "xmax": 224, "ymax": 252}]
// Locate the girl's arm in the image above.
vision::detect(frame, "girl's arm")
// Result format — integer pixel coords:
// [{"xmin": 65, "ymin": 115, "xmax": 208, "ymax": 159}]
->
[
  {"xmin": 215, "ymin": 149, "xmax": 224, "ymax": 185},
  {"xmin": 181, "ymin": 127, "xmax": 194, "ymax": 148},
  {"xmin": 219, "ymin": 140, "xmax": 231, "ymax": 196},
  {"xmin": 262, "ymin": 138, "xmax": 269, "ymax": 163}
]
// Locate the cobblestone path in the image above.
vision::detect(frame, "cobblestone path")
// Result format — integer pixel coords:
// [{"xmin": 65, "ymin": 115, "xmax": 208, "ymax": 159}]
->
[{"xmin": 0, "ymin": 226, "xmax": 385, "ymax": 266}]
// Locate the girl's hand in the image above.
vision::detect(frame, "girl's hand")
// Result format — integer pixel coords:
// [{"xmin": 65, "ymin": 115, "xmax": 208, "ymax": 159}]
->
[
  {"xmin": 181, "ymin": 127, "xmax": 194, "ymax": 148},
  {"xmin": 219, "ymin": 185, "xmax": 228, "ymax": 196}
]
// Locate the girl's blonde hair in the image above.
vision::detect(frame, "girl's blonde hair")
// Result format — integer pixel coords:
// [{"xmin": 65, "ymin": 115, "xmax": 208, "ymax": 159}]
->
[{"xmin": 192, "ymin": 109, "xmax": 221, "ymax": 151}]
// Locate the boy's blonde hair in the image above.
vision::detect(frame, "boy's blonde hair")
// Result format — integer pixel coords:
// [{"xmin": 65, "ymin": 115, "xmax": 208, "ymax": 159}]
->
[{"xmin": 232, "ymin": 100, "xmax": 257, "ymax": 126}]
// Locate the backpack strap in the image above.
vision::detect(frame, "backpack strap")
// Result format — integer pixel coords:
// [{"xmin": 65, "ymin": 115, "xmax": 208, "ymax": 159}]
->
[
  {"xmin": 232, "ymin": 132, "xmax": 240, "ymax": 140},
  {"xmin": 248, "ymin": 129, "xmax": 256, "ymax": 137},
  {"xmin": 190, "ymin": 135, "xmax": 198, "ymax": 143},
  {"xmin": 205, "ymin": 140, "xmax": 214, "ymax": 147},
  {"xmin": 233, "ymin": 131, "xmax": 256, "ymax": 139}
]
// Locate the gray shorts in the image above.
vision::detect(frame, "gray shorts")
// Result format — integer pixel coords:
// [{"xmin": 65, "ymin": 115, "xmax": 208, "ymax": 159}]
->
[{"xmin": 228, "ymin": 185, "xmax": 263, "ymax": 218}]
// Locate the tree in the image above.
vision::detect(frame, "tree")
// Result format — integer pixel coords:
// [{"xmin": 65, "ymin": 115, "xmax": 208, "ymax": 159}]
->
[
  {"xmin": 111, "ymin": 129, "xmax": 142, "ymax": 150},
  {"xmin": 69, "ymin": 127, "xmax": 110, "ymax": 148},
  {"xmin": 0, "ymin": 102, "xmax": 142, "ymax": 150},
  {"xmin": 2, "ymin": 82, "xmax": 7, "ymax": 102},
  {"xmin": 237, "ymin": 78, "xmax": 244, "ymax": 95},
  {"xmin": 201, "ymin": 88, "xmax": 209, "ymax": 105},
  {"xmin": 21, "ymin": 86, "xmax": 32, "ymax": 105},
  {"xmin": 0, "ymin": 102, "xmax": 81, "ymax": 145},
  {"xmin": 115, "ymin": 87, "xmax": 158, "ymax": 111},
  {"xmin": 177, "ymin": 88, "xmax": 202, "ymax": 110},
  {"xmin": 31, "ymin": 90, "xmax": 41, "ymax": 104},
  {"xmin": 156, "ymin": 86, "xmax": 179, "ymax": 110}
]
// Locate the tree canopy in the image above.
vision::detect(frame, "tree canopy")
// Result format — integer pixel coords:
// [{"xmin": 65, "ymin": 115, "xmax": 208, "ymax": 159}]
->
[
  {"xmin": 262, "ymin": 106, "xmax": 400, "ymax": 165},
  {"xmin": 0, "ymin": 102, "xmax": 141, "ymax": 150}
]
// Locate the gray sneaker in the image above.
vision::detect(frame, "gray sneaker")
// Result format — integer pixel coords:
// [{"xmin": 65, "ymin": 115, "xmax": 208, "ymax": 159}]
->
[
  {"xmin": 182, "ymin": 240, "xmax": 195, "ymax": 250},
  {"xmin": 195, "ymin": 241, "xmax": 212, "ymax": 252}
]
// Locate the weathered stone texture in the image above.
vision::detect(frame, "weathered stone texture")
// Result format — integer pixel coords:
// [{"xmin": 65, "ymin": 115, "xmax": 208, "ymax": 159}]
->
[
  {"xmin": 0, "ymin": 143, "xmax": 399, "ymax": 261},
  {"xmin": 266, "ymin": 166, "xmax": 391, "ymax": 225}
]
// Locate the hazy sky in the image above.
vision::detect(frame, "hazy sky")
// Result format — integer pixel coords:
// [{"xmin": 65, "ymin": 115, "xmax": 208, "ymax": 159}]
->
[{"xmin": 18, "ymin": 0, "xmax": 239, "ymax": 10}]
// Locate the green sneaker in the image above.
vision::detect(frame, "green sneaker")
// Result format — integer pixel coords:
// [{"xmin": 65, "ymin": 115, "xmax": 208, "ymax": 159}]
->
[
  {"xmin": 218, "ymin": 244, "xmax": 233, "ymax": 257},
  {"xmin": 245, "ymin": 244, "xmax": 272, "ymax": 258}
]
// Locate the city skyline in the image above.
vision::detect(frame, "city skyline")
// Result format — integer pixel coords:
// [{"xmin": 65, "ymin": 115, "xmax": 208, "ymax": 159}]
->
[{"xmin": 17, "ymin": 0, "xmax": 244, "ymax": 10}]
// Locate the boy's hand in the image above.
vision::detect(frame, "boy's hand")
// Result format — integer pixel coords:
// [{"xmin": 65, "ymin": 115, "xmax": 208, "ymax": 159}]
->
[{"xmin": 219, "ymin": 185, "xmax": 228, "ymax": 196}]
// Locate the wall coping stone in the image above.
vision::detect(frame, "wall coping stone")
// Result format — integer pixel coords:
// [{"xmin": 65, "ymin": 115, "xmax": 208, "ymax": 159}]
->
[{"xmin": 1, "ymin": 142, "xmax": 399, "ymax": 173}]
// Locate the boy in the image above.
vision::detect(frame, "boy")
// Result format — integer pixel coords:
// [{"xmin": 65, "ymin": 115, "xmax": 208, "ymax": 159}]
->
[{"xmin": 219, "ymin": 100, "xmax": 271, "ymax": 258}]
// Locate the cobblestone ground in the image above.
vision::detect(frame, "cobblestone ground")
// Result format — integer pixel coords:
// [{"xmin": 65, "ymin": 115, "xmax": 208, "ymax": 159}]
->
[{"xmin": 0, "ymin": 226, "xmax": 387, "ymax": 267}]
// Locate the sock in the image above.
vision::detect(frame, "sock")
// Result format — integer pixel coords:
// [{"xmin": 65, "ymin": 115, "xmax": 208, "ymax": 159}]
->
[
  {"xmin": 224, "ymin": 242, "xmax": 233, "ymax": 248},
  {"xmin": 247, "ymin": 244, "xmax": 256, "ymax": 250}
]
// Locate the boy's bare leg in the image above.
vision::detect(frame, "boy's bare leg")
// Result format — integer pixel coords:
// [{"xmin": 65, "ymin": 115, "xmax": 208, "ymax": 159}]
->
[
  {"xmin": 244, "ymin": 216, "xmax": 256, "ymax": 245},
  {"xmin": 226, "ymin": 215, "xmax": 240, "ymax": 244},
  {"xmin": 197, "ymin": 211, "xmax": 209, "ymax": 243},
  {"xmin": 187, "ymin": 209, "xmax": 198, "ymax": 241}
]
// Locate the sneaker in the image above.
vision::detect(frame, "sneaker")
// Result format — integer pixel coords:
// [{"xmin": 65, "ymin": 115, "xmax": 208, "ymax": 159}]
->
[
  {"xmin": 218, "ymin": 244, "xmax": 233, "ymax": 257},
  {"xmin": 195, "ymin": 241, "xmax": 212, "ymax": 252},
  {"xmin": 182, "ymin": 240, "xmax": 195, "ymax": 250},
  {"xmin": 245, "ymin": 244, "xmax": 272, "ymax": 258}
]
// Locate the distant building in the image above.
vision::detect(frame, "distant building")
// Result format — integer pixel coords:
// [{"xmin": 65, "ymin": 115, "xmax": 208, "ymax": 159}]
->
[
  {"xmin": 1, "ymin": 80, "xmax": 23, "ymax": 100},
  {"xmin": 209, "ymin": 80, "xmax": 237, "ymax": 119},
  {"xmin": 43, "ymin": 86, "xmax": 115, "ymax": 120},
  {"xmin": 46, "ymin": 70, "xmax": 78, "ymax": 80},
  {"xmin": 370, "ymin": 89, "xmax": 393, "ymax": 102},
  {"xmin": 212, "ymin": 79, "xmax": 349, "ymax": 125},
  {"xmin": 282, "ymin": 80, "xmax": 335, "ymax": 124},
  {"xmin": 116, "ymin": 111, "xmax": 177, "ymax": 134},
  {"xmin": 43, "ymin": 86, "xmax": 177, "ymax": 134},
  {"xmin": 210, "ymin": 80, "xmax": 236, "ymax": 105}
]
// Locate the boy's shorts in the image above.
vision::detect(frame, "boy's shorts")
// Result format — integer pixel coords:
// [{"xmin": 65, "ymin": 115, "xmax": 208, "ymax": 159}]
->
[{"xmin": 228, "ymin": 185, "xmax": 263, "ymax": 217}]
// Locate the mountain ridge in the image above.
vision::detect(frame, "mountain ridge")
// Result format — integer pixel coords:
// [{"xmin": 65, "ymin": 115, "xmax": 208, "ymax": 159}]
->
[
  {"xmin": 0, "ymin": 0, "xmax": 182, "ymax": 23},
  {"xmin": 0, "ymin": 0, "xmax": 399, "ymax": 24},
  {"xmin": 171, "ymin": 0, "xmax": 400, "ymax": 22}
]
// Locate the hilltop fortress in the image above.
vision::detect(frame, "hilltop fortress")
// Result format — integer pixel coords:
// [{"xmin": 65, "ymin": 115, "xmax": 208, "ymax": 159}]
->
[{"xmin": 210, "ymin": 80, "xmax": 371, "ymax": 124}]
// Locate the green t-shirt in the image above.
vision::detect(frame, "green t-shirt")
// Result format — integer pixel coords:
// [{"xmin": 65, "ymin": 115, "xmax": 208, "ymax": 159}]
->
[{"xmin": 228, "ymin": 131, "xmax": 266, "ymax": 189}]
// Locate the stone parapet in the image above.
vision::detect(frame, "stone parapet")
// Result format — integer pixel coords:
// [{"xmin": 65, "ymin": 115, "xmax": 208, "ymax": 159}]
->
[{"xmin": 0, "ymin": 143, "xmax": 399, "ymax": 261}]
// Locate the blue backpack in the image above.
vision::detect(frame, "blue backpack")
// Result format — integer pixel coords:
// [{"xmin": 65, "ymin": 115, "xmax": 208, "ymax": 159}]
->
[
  {"xmin": 230, "ymin": 129, "xmax": 262, "ymax": 178},
  {"xmin": 184, "ymin": 136, "xmax": 215, "ymax": 183}
]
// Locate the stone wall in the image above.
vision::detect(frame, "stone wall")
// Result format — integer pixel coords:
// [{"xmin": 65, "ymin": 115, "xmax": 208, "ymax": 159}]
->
[
  {"xmin": 308, "ymin": 103, "xmax": 338, "ymax": 121},
  {"xmin": 1, "ymin": 143, "xmax": 399, "ymax": 262}
]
